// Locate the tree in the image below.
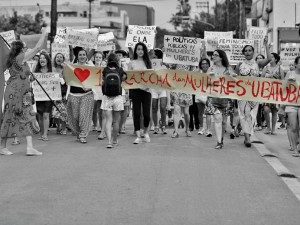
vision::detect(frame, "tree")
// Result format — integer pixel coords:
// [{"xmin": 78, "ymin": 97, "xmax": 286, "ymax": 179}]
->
[{"xmin": 0, "ymin": 11, "xmax": 47, "ymax": 38}]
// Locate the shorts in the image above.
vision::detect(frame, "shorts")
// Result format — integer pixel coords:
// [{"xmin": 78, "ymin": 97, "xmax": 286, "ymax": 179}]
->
[
  {"xmin": 285, "ymin": 106, "xmax": 300, "ymax": 113},
  {"xmin": 101, "ymin": 95, "xmax": 124, "ymax": 111},
  {"xmin": 152, "ymin": 89, "xmax": 167, "ymax": 99}
]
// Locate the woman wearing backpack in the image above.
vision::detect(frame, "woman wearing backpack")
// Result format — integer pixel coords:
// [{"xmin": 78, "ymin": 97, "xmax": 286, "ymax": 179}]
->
[
  {"xmin": 101, "ymin": 53, "xmax": 127, "ymax": 148},
  {"xmin": 128, "ymin": 42, "xmax": 152, "ymax": 144}
]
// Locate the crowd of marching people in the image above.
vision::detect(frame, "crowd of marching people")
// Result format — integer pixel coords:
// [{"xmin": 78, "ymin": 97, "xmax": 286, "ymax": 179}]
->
[{"xmin": 1, "ymin": 28, "xmax": 300, "ymax": 158}]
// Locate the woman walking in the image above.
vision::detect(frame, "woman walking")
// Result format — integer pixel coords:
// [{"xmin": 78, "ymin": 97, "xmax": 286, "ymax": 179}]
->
[{"xmin": 0, "ymin": 29, "xmax": 47, "ymax": 156}]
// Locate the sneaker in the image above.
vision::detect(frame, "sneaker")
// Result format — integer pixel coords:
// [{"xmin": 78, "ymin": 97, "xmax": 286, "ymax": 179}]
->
[
  {"xmin": 133, "ymin": 137, "xmax": 143, "ymax": 144},
  {"xmin": 144, "ymin": 133, "xmax": 151, "ymax": 143},
  {"xmin": 198, "ymin": 128, "xmax": 205, "ymax": 135},
  {"xmin": 153, "ymin": 127, "xmax": 159, "ymax": 134},
  {"xmin": 140, "ymin": 130, "xmax": 145, "ymax": 138},
  {"xmin": 215, "ymin": 142, "xmax": 223, "ymax": 149},
  {"xmin": 277, "ymin": 124, "xmax": 285, "ymax": 129},
  {"xmin": 150, "ymin": 126, "xmax": 155, "ymax": 131},
  {"xmin": 206, "ymin": 131, "xmax": 212, "ymax": 137},
  {"xmin": 0, "ymin": 148, "xmax": 13, "ymax": 155}
]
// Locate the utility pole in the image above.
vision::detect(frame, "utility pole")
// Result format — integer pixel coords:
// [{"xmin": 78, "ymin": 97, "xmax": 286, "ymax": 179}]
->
[
  {"xmin": 226, "ymin": 0, "xmax": 230, "ymax": 31},
  {"xmin": 239, "ymin": 0, "xmax": 245, "ymax": 38},
  {"xmin": 88, "ymin": 0, "xmax": 95, "ymax": 28},
  {"xmin": 215, "ymin": 0, "xmax": 218, "ymax": 28},
  {"xmin": 50, "ymin": 0, "xmax": 57, "ymax": 43}
]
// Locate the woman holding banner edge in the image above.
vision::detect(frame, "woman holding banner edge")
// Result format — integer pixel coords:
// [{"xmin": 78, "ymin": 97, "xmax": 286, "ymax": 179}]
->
[
  {"xmin": 236, "ymin": 36, "xmax": 271, "ymax": 147},
  {"xmin": 0, "ymin": 28, "xmax": 48, "ymax": 156}
]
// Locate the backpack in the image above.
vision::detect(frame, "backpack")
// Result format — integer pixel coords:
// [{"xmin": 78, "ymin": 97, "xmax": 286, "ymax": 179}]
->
[{"xmin": 102, "ymin": 68, "xmax": 122, "ymax": 97}]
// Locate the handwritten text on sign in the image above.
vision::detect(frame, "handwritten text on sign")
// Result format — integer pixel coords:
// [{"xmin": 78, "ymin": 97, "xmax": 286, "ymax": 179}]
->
[
  {"xmin": 32, "ymin": 73, "xmax": 62, "ymax": 101},
  {"xmin": 64, "ymin": 64, "xmax": 300, "ymax": 106},
  {"xmin": 248, "ymin": 27, "xmax": 267, "ymax": 40},
  {"xmin": 163, "ymin": 35, "xmax": 202, "ymax": 67},
  {"xmin": 204, "ymin": 31, "xmax": 233, "ymax": 52},
  {"xmin": 51, "ymin": 43, "xmax": 70, "ymax": 62},
  {"xmin": 125, "ymin": 25, "xmax": 156, "ymax": 49},
  {"xmin": 0, "ymin": 30, "xmax": 15, "ymax": 44},
  {"xmin": 218, "ymin": 39, "xmax": 254, "ymax": 65},
  {"xmin": 280, "ymin": 43, "xmax": 300, "ymax": 71},
  {"xmin": 65, "ymin": 28, "xmax": 98, "ymax": 49},
  {"xmin": 97, "ymin": 32, "xmax": 115, "ymax": 51}
]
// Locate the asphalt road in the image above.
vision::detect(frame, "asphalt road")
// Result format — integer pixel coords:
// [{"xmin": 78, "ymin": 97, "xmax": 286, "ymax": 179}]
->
[{"xmin": 0, "ymin": 120, "xmax": 300, "ymax": 225}]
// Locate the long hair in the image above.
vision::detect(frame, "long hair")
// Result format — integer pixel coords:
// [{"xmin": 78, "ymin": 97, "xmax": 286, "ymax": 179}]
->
[
  {"xmin": 133, "ymin": 42, "xmax": 152, "ymax": 69},
  {"xmin": 6, "ymin": 41, "xmax": 24, "ymax": 68},
  {"xmin": 295, "ymin": 56, "xmax": 300, "ymax": 65},
  {"xmin": 53, "ymin": 53, "xmax": 65, "ymax": 68},
  {"xmin": 34, "ymin": 52, "xmax": 52, "ymax": 73},
  {"xmin": 214, "ymin": 49, "xmax": 229, "ymax": 68},
  {"xmin": 271, "ymin": 52, "xmax": 280, "ymax": 64}
]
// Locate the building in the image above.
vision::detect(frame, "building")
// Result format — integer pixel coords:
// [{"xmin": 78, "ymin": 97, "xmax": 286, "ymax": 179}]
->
[{"xmin": 251, "ymin": 0, "xmax": 300, "ymax": 53}]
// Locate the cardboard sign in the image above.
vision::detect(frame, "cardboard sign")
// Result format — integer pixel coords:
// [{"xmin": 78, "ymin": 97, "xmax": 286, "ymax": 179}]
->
[
  {"xmin": 248, "ymin": 27, "xmax": 267, "ymax": 40},
  {"xmin": 280, "ymin": 43, "xmax": 300, "ymax": 71},
  {"xmin": 0, "ymin": 30, "xmax": 15, "ymax": 45},
  {"xmin": 163, "ymin": 35, "xmax": 201, "ymax": 66},
  {"xmin": 20, "ymin": 33, "xmax": 47, "ymax": 49},
  {"xmin": 65, "ymin": 28, "xmax": 99, "ymax": 49},
  {"xmin": 218, "ymin": 38, "xmax": 254, "ymax": 65},
  {"xmin": 51, "ymin": 43, "xmax": 70, "ymax": 62},
  {"xmin": 54, "ymin": 27, "xmax": 67, "ymax": 43},
  {"xmin": 32, "ymin": 73, "xmax": 62, "ymax": 101},
  {"xmin": 204, "ymin": 31, "xmax": 233, "ymax": 52},
  {"xmin": 97, "ymin": 32, "xmax": 115, "ymax": 51},
  {"xmin": 125, "ymin": 25, "xmax": 156, "ymax": 49},
  {"xmin": 26, "ymin": 60, "xmax": 37, "ymax": 72},
  {"xmin": 64, "ymin": 63, "xmax": 300, "ymax": 106}
]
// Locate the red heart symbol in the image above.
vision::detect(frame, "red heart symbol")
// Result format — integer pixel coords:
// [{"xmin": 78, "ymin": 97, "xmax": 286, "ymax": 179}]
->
[{"xmin": 74, "ymin": 68, "xmax": 90, "ymax": 83}]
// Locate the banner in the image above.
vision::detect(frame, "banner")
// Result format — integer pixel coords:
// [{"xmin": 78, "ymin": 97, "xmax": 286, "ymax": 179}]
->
[
  {"xmin": 280, "ymin": 43, "xmax": 300, "ymax": 71},
  {"xmin": 0, "ymin": 30, "xmax": 16, "ymax": 45},
  {"xmin": 163, "ymin": 35, "xmax": 201, "ymax": 66},
  {"xmin": 125, "ymin": 25, "xmax": 156, "ymax": 49},
  {"xmin": 20, "ymin": 33, "xmax": 47, "ymax": 49},
  {"xmin": 64, "ymin": 63, "xmax": 300, "ymax": 106},
  {"xmin": 204, "ymin": 31, "xmax": 233, "ymax": 52},
  {"xmin": 218, "ymin": 38, "xmax": 254, "ymax": 65},
  {"xmin": 65, "ymin": 28, "xmax": 99, "ymax": 49},
  {"xmin": 32, "ymin": 73, "xmax": 62, "ymax": 101},
  {"xmin": 96, "ymin": 32, "xmax": 115, "ymax": 51},
  {"xmin": 51, "ymin": 43, "xmax": 70, "ymax": 62}
]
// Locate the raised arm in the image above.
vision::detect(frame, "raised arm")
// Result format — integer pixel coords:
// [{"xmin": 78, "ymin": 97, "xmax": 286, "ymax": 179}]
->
[
  {"xmin": 258, "ymin": 36, "xmax": 272, "ymax": 68},
  {"xmin": 23, "ymin": 28, "xmax": 48, "ymax": 63}
]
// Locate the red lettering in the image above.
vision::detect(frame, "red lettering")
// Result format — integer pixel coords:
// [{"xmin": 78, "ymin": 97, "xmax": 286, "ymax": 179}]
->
[
  {"xmin": 183, "ymin": 73, "xmax": 196, "ymax": 90},
  {"xmin": 261, "ymin": 81, "xmax": 271, "ymax": 99},
  {"xmin": 226, "ymin": 80, "xmax": 235, "ymax": 94},
  {"xmin": 288, "ymin": 84, "xmax": 297, "ymax": 103},
  {"xmin": 162, "ymin": 73, "xmax": 172, "ymax": 88},
  {"xmin": 149, "ymin": 73, "xmax": 156, "ymax": 84},
  {"xmin": 236, "ymin": 80, "xmax": 246, "ymax": 96},
  {"xmin": 251, "ymin": 80, "xmax": 260, "ymax": 97},
  {"xmin": 212, "ymin": 80, "xmax": 220, "ymax": 93},
  {"xmin": 219, "ymin": 77, "xmax": 227, "ymax": 94}
]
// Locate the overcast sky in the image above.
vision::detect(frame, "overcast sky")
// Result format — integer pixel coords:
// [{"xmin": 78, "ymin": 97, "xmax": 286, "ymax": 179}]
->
[{"xmin": 0, "ymin": 0, "xmax": 185, "ymax": 30}]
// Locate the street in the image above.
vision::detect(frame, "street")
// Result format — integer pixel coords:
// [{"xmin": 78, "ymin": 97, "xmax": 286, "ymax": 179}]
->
[{"xmin": 1, "ymin": 119, "xmax": 300, "ymax": 225}]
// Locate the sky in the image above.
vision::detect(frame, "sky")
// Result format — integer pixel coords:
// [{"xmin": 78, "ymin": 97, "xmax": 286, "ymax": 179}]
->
[{"xmin": 0, "ymin": 0, "xmax": 216, "ymax": 31}]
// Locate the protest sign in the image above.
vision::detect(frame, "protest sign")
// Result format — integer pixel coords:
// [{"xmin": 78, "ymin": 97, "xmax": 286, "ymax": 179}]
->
[
  {"xmin": 65, "ymin": 28, "xmax": 99, "ymax": 49},
  {"xmin": 64, "ymin": 63, "xmax": 300, "ymax": 106},
  {"xmin": 32, "ymin": 73, "xmax": 62, "ymax": 101},
  {"xmin": 54, "ymin": 27, "xmax": 67, "ymax": 43},
  {"xmin": 204, "ymin": 31, "xmax": 233, "ymax": 52},
  {"xmin": 163, "ymin": 35, "xmax": 201, "ymax": 66},
  {"xmin": 97, "ymin": 32, "xmax": 115, "ymax": 51},
  {"xmin": 125, "ymin": 25, "xmax": 156, "ymax": 49},
  {"xmin": 0, "ymin": 30, "xmax": 16, "ymax": 45},
  {"xmin": 218, "ymin": 38, "xmax": 254, "ymax": 65},
  {"xmin": 151, "ymin": 59, "xmax": 164, "ymax": 70},
  {"xmin": 26, "ymin": 60, "xmax": 37, "ymax": 72},
  {"xmin": 248, "ymin": 27, "xmax": 267, "ymax": 40},
  {"xmin": 120, "ymin": 58, "xmax": 130, "ymax": 71},
  {"xmin": 20, "ymin": 33, "xmax": 47, "ymax": 49},
  {"xmin": 51, "ymin": 43, "xmax": 70, "ymax": 62},
  {"xmin": 280, "ymin": 43, "xmax": 300, "ymax": 71}
]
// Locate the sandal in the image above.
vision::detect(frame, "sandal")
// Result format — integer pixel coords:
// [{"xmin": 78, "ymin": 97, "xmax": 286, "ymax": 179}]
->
[
  {"xmin": 292, "ymin": 152, "xmax": 300, "ymax": 157},
  {"xmin": 186, "ymin": 131, "xmax": 192, "ymax": 137},
  {"xmin": 38, "ymin": 136, "xmax": 49, "ymax": 141},
  {"xmin": 171, "ymin": 131, "xmax": 179, "ymax": 138},
  {"xmin": 79, "ymin": 137, "xmax": 87, "ymax": 144},
  {"xmin": 106, "ymin": 143, "xmax": 113, "ymax": 148}
]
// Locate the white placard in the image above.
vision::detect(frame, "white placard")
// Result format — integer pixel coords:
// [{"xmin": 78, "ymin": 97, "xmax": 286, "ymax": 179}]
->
[
  {"xmin": 218, "ymin": 38, "xmax": 254, "ymax": 65},
  {"xmin": 54, "ymin": 27, "xmax": 67, "ymax": 43},
  {"xmin": 0, "ymin": 30, "xmax": 16, "ymax": 45},
  {"xmin": 125, "ymin": 25, "xmax": 156, "ymax": 49},
  {"xmin": 32, "ymin": 73, "xmax": 62, "ymax": 101},
  {"xmin": 97, "ymin": 32, "xmax": 115, "ymax": 51},
  {"xmin": 248, "ymin": 27, "xmax": 268, "ymax": 40},
  {"xmin": 280, "ymin": 43, "xmax": 300, "ymax": 71},
  {"xmin": 151, "ymin": 59, "xmax": 164, "ymax": 70},
  {"xmin": 26, "ymin": 60, "xmax": 37, "ymax": 72},
  {"xmin": 204, "ymin": 31, "xmax": 233, "ymax": 52},
  {"xmin": 163, "ymin": 35, "xmax": 202, "ymax": 66},
  {"xmin": 65, "ymin": 28, "xmax": 99, "ymax": 49},
  {"xmin": 51, "ymin": 43, "xmax": 70, "ymax": 62},
  {"xmin": 120, "ymin": 58, "xmax": 130, "ymax": 71}
]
